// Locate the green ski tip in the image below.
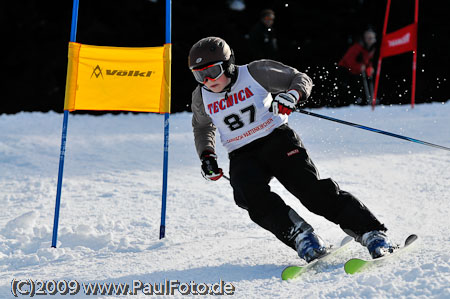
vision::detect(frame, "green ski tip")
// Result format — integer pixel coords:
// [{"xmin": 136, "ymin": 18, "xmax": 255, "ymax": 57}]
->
[
  {"xmin": 344, "ymin": 234, "xmax": 418, "ymax": 275},
  {"xmin": 344, "ymin": 258, "xmax": 368, "ymax": 274},
  {"xmin": 281, "ymin": 266, "xmax": 306, "ymax": 280}
]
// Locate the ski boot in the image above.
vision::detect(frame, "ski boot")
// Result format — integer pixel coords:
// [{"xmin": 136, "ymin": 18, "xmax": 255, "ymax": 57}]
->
[
  {"xmin": 295, "ymin": 231, "xmax": 327, "ymax": 263},
  {"xmin": 361, "ymin": 230, "xmax": 395, "ymax": 259}
]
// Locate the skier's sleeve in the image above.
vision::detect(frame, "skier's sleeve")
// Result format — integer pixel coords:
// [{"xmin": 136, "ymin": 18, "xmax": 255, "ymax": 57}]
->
[
  {"xmin": 247, "ymin": 59, "xmax": 313, "ymax": 103},
  {"xmin": 191, "ymin": 86, "xmax": 216, "ymax": 157}
]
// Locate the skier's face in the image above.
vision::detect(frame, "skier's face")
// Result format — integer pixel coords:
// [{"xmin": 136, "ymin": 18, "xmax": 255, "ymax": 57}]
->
[
  {"xmin": 262, "ymin": 14, "xmax": 274, "ymax": 28},
  {"xmin": 364, "ymin": 31, "xmax": 376, "ymax": 48},
  {"xmin": 204, "ymin": 73, "xmax": 231, "ymax": 93}
]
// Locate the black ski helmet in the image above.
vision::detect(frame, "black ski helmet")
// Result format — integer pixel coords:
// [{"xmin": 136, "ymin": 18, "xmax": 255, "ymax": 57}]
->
[{"xmin": 188, "ymin": 37, "xmax": 235, "ymax": 77}]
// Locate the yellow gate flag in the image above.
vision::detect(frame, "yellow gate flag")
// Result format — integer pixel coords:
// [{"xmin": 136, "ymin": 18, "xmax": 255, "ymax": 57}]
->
[{"xmin": 64, "ymin": 42, "xmax": 171, "ymax": 113}]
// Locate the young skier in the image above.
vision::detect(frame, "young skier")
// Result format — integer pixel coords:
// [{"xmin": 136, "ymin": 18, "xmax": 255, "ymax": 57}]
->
[{"xmin": 189, "ymin": 36, "xmax": 394, "ymax": 262}]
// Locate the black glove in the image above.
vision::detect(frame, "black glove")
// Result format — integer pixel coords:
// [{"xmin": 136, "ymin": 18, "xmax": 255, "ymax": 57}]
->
[{"xmin": 200, "ymin": 151, "xmax": 223, "ymax": 181}]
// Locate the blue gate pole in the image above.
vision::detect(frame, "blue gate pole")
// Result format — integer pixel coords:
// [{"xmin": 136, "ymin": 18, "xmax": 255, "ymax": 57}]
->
[
  {"xmin": 52, "ymin": 0, "xmax": 80, "ymax": 248},
  {"xmin": 159, "ymin": 0, "xmax": 171, "ymax": 239}
]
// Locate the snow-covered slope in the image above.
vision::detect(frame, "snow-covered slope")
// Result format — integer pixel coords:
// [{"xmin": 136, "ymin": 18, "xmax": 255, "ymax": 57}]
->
[{"xmin": 1, "ymin": 103, "xmax": 449, "ymax": 298}]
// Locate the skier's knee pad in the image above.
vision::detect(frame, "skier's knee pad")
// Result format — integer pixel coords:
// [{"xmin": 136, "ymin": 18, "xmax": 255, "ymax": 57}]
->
[
  {"xmin": 235, "ymin": 201, "xmax": 248, "ymax": 210},
  {"xmin": 233, "ymin": 191, "xmax": 249, "ymax": 210},
  {"xmin": 317, "ymin": 178, "xmax": 340, "ymax": 196}
]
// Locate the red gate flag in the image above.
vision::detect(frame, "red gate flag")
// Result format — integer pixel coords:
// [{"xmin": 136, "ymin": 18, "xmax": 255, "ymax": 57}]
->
[
  {"xmin": 373, "ymin": 0, "xmax": 419, "ymax": 109},
  {"xmin": 380, "ymin": 23, "xmax": 417, "ymax": 58}
]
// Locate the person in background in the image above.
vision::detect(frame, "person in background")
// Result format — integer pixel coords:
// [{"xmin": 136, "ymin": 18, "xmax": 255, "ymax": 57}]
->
[
  {"xmin": 188, "ymin": 36, "xmax": 395, "ymax": 263},
  {"xmin": 246, "ymin": 9, "xmax": 279, "ymax": 60},
  {"xmin": 337, "ymin": 28, "xmax": 377, "ymax": 105}
]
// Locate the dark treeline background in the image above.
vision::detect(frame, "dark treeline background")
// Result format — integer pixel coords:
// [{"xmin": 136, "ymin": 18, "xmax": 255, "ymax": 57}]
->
[{"xmin": 1, "ymin": 0, "xmax": 448, "ymax": 114}]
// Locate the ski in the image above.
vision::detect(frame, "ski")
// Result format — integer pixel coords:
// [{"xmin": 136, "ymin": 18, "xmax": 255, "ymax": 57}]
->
[
  {"xmin": 344, "ymin": 234, "xmax": 418, "ymax": 275},
  {"xmin": 281, "ymin": 236, "xmax": 353, "ymax": 280}
]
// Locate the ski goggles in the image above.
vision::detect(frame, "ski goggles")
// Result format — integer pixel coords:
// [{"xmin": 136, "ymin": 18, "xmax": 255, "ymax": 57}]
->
[{"xmin": 191, "ymin": 62, "xmax": 225, "ymax": 84}]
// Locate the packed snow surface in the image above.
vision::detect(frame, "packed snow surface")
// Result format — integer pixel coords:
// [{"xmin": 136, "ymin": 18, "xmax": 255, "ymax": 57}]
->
[{"xmin": 1, "ymin": 102, "xmax": 449, "ymax": 298}]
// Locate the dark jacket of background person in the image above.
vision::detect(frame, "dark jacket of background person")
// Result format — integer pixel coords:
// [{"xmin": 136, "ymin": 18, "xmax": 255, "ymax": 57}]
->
[{"xmin": 246, "ymin": 9, "xmax": 279, "ymax": 60}]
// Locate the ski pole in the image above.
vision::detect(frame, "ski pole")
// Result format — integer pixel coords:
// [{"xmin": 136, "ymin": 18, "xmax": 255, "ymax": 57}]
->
[
  {"xmin": 297, "ymin": 108, "xmax": 450, "ymax": 152},
  {"xmin": 368, "ymin": 77, "xmax": 374, "ymax": 101},
  {"xmin": 361, "ymin": 71, "xmax": 372, "ymax": 104},
  {"xmin": 223, "ymin": 174, "xmax": 230, "ymax": 181}
]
